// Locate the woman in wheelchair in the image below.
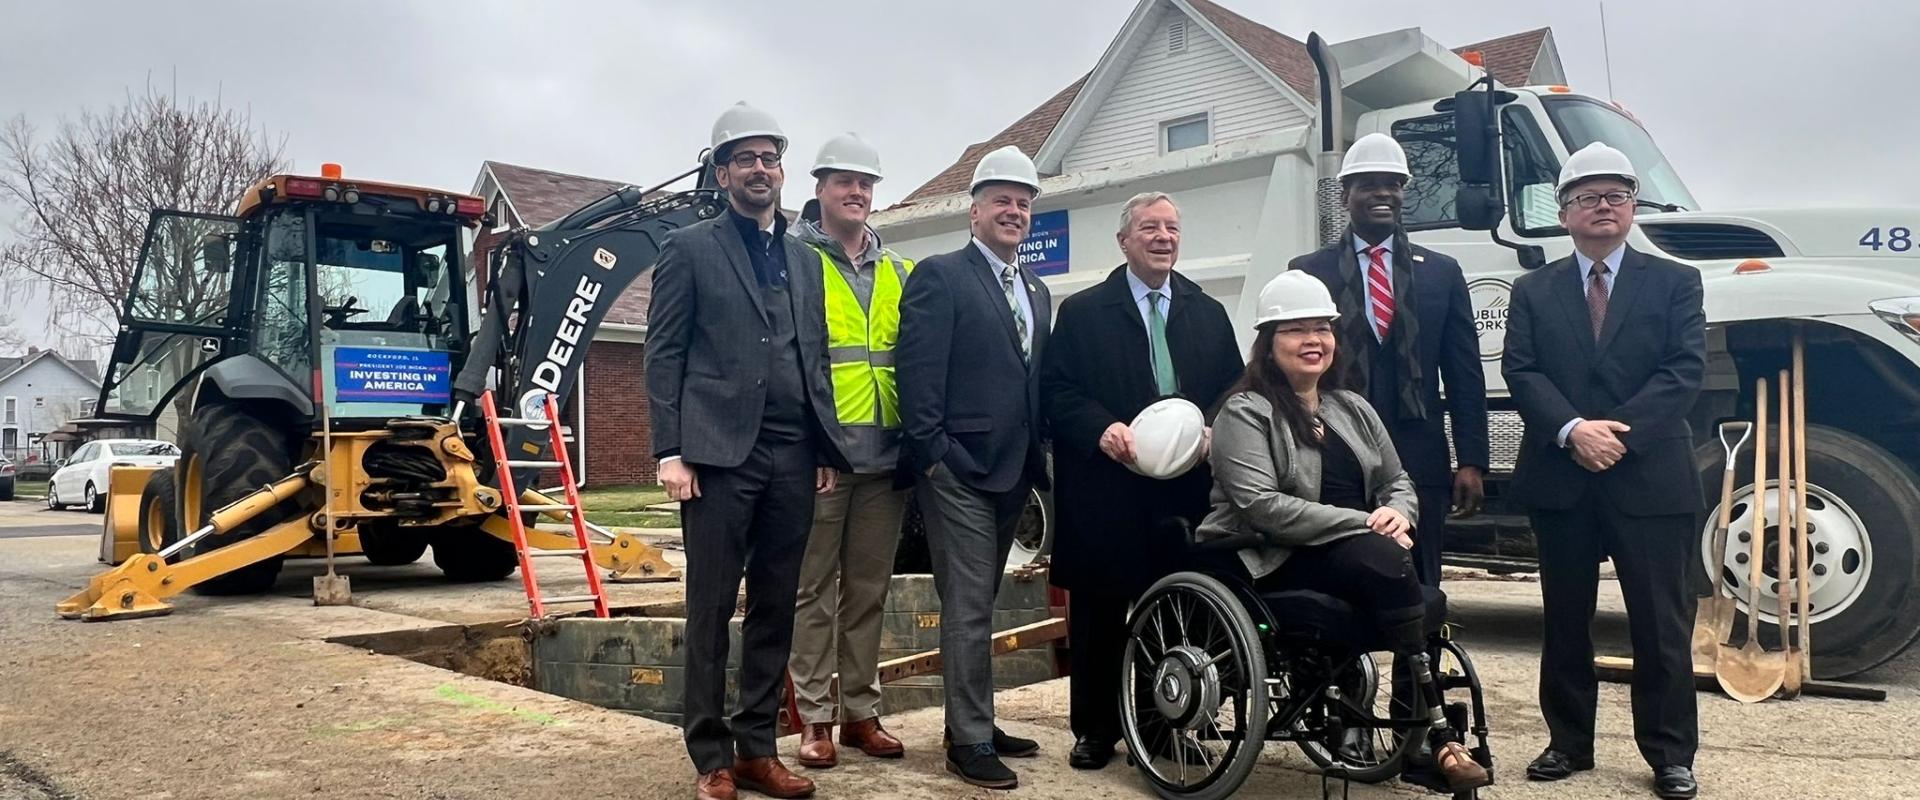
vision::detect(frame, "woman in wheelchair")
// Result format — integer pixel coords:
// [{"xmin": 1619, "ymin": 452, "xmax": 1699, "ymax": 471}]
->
[{"xmin": 1118, "ymin": 272, "xmax": 1492, "ymax": 799}]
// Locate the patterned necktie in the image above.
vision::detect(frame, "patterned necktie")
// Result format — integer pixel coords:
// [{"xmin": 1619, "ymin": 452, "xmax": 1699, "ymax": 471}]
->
[
  {"xmin": 1366, "ymin": 245, "xmax": 1394, "ymax": 342},
  {"xmin": 1147, "ymin": 290, "xmax": 1177, "ymax": 395},
  {"xmin": 1001, "ymin": 265, "xmax": 1030, "ymax": 362},
  {"xmin": 1587, "ymin": 262, "xmax": 1611, "ymax": 341}
]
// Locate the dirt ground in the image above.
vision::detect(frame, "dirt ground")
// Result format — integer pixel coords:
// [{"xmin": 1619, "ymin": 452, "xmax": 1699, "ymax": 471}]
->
[{"xmin": 2, "ymin": 503, "xmax": 1916, "ymax": 800}]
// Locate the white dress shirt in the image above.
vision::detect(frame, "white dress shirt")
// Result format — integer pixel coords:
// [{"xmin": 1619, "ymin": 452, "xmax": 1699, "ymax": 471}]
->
[{"xmin": 973, "ymin": 238, "xmax": 1036, "ymax": 357}]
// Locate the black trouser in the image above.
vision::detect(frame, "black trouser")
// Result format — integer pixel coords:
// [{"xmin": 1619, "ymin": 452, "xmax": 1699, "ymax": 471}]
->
[
  {"xmin": 681, "ymin": 438, "xmax": 817, "ymax": 773},
  {"xmin": 1410, "ymin": 485, "xmax": 1451, "ymax": 588},
  {"xmin": 1533, "ymin": 492, "xmax": 1698, "ymax": 769},
  {"xmin": 1260, "ymin": 532, "xmax": 1427, "ymax": 644},
  {"xmin": 1067, "ymin": 589, "xmax": 1131, "ymax": 745}
]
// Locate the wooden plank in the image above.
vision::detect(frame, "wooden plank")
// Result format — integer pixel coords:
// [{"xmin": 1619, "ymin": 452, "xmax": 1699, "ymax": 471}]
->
[
  {"xmin": 876, "ymin": 617, "xmax": 1068, "ymax": 685},
  {"xmin": 1593, "ymin": 656, "xmax": 1885, "ymax": 702}
]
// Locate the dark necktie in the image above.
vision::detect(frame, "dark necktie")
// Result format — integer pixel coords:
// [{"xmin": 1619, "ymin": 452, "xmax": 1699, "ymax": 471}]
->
[{"xmin": 1588, "ymin": 262, "xmax": 1611, "ymax": 341}]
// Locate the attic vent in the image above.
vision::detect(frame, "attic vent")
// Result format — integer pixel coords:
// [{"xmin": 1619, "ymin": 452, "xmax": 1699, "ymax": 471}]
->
[
  {"xmin": 1168, "ymin": 19, "xmax": 1188, "ymax": 53},
  {"xmin": 1640, "ymin": 223, "xmax": 1785, "ymax": 261}
]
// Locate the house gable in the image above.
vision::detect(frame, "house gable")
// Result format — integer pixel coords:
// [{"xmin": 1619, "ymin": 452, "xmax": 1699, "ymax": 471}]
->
[{"xmin": 1037, "ymin": 0, "xmax": 1315, "ymax": 175}]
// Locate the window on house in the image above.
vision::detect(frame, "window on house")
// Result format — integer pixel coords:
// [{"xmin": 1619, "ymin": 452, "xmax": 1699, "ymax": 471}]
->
[
  {"xmin": 3, "ymin": 397, "xmax": 14, "ymax": 425},
  {"xmin": 34, "ymin": 397, "xmax": 44, "ymax": 408},
  {"xmin": 80, "ymin": 399, "xmax": 96, "ymax": 416},
  {"xmin": 1167, "ymin": 19, "xmax": 1188, "ymax": 54},
  {"xmin": 1163, "ymin": 114, "xmax": 1210, "ymax": 153}
]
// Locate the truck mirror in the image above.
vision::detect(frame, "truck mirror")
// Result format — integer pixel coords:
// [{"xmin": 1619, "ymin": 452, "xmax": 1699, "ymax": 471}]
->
[
  {"xmin": 200, "ymin": 234, "xmax": 231, "ymax": 274},
  {"xmin": 1452, "ymin": 88, "xmax": 1505, "ymax": 232}
]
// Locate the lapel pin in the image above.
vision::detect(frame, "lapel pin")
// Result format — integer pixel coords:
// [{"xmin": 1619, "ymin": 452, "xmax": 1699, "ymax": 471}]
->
[{"xmin": 1412, "ymin": 254, "xmax": 1426, "ymax": 263}]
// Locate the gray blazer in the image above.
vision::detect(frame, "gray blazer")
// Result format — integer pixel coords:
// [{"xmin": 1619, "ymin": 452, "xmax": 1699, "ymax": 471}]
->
[
  {"xmin": 1196, "ymin": 389, "xmax": 1419, "ymax": 579},
  {"xmin": 644, "ymin": 215, "xmax": 848, "ymax": 471}
]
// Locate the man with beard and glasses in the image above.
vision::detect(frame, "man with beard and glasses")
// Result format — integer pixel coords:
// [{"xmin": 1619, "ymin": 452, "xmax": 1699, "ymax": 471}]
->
[
  {"xmin": 1288, "ymin": 132, "xmax": 1488, "ymax": 792},
  {"xmin": 788, "ymin": 132, "xmax": 912, "ymax": 770},
  {"xmin": 647, "ymin": 101, "xmax": 849, "ymax": 800},
  {"xmin": 896, "ymin": 145, "xmax": 1051, "ymax": 790}
]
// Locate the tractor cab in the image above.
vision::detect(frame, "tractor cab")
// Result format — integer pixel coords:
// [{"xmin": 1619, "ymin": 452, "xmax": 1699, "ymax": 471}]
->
[{"xmin": 93, "ymin": 164, "xmax": 484, "ymax": 434}]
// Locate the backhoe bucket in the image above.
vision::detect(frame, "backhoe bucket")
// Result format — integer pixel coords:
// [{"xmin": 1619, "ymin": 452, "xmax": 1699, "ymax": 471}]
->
[{"xmin": 57, "ymin": 473, "xmax": 313, "ymax": 621}]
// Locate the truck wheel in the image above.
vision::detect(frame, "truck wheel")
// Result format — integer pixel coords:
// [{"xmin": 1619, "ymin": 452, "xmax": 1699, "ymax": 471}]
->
[
  {"xmin": 891, "ymin": 486, "xmax": 1054, "ymax": 575},
  {"xmin": 430, "ymin": 523, "xmax": 519, "ymax": 582},
  {"xmin": 359, "ymin": 524, "xmax": 430, "ymax": 566},
  {"xmin": 183, "ymin": 401, "xmax": 296, "ymax": 595},
  {"xmin": 1697, "ymin": 424, "xmax": 1920, "ymax": 679},
  {"xmin": 138, "ymin": 467, "xmax": 181, "ymax": 560}
]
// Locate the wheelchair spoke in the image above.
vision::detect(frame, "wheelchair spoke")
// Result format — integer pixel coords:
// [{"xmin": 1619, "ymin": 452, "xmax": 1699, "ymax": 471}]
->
[{"xmin": 1172, "ymin": 593, "xmax": 1192, "ymax": 647}]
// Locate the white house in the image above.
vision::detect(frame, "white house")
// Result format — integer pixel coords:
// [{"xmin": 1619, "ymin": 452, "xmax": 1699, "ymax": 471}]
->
[
  {"xmin": 873, "ymin": 0, "xmax": 1563, "ymax": 336},
  {"xmin": 0, "ymin": 348, "xmax": 102, "ymax": 464}
]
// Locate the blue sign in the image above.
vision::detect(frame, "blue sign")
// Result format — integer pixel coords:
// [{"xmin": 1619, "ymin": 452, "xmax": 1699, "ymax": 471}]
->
[
  {"xmin": 1017, "ymin": 210, "xmax": 1070, "ymax": 277},
  {"xmin": 333, "ymin": 347, "xmax": 451, "ymax": 403}
]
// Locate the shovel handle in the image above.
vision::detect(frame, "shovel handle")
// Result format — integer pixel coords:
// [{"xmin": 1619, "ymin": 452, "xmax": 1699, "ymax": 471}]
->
[{"xmin": 1747, "ymin": 377, "xmax": 1768, "ymax": 641}]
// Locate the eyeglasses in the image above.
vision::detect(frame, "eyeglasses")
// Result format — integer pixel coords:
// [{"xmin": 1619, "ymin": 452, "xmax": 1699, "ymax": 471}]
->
[
  {"xmin": 727, "ymin": 151, "xmax": 782, "ymax": 169},
  {"xmin": 1564, "ymin": 190, "xmax": 1635, "ymax": 210}
]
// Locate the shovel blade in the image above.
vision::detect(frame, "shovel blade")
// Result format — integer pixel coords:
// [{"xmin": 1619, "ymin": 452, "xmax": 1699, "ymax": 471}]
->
[{"xmin": 1715, "ymin": 642, "xmax": 1786, "ymax": 703}]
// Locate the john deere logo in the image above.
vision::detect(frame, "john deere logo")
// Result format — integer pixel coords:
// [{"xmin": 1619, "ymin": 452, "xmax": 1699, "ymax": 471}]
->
[{"xmin": 1467, "ymin": 278, "xmax": 1512, "ymax": 361}]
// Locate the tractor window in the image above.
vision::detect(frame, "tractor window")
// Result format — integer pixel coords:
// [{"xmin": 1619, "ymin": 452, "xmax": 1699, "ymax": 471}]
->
[
  {"xmin": 96, "ymin": 211, "xmax": 243, "ymax": 420},
  {"xmin": 312, "ymin": 218, "xmax": 463, "ymax": 353},
  {"xmin": 1391, "ymin": 115, "xmax": 1460, "ymax": 230},
  {"xmin": 254, "ymin": 211, "xmax": 314, "ymax": 382}
]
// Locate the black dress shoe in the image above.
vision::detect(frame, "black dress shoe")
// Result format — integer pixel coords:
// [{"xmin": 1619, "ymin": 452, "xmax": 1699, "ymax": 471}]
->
[
  {"xmin": 1654, "ymin": 765, "xmax": 1698, "ymax": 799},
  {"xmin": 1068, "ymin": 737, "xmax": 1115, "ymax": 770},
  {"xmin": 947, "ymin": 743, "xmax": 1017, "ymax": 790},
  {"xmin": 1525, "ymin": 748, "xmax": 1595, "ymax": 781},
  {"xmin": 992, "ymin": 727, "xmax": 1040, "ymax": 758}
]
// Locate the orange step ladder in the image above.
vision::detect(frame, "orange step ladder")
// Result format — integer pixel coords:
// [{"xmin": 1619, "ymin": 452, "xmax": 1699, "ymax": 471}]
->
[{"xmin": 478, "ymin": 390, "xmax": 610, "ymax": 619}]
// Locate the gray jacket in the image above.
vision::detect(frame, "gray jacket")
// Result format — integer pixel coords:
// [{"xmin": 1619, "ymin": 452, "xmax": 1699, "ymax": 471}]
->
[{"xmin": 1196, "ymin": 389, "xmax": 1419, "ymax": 579}]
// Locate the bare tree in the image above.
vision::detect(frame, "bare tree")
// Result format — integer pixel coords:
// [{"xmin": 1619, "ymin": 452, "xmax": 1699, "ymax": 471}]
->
[
  {"xmin": 0, "ymin": 84, "xmax": 288, "ymax": 345},
  {"xmin": 0, "ymin": 312, "xmax": 25, "ymax": 352}
]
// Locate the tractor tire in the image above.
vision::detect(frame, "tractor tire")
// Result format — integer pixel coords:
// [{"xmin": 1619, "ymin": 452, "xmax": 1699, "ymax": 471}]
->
[
  {"xmin": 429, "ymin": 522, "xmax": 520, "ymax": 582},
  {"xmin": 183, "ymin": 401, "xmax": 298, "ymax": 595},
  {"xmin": 1696, "ymin": 424, "xmax": 1920, "ymax": 679},
  {"xmin": 359, "ymin": 524, "xmax": 430, "ymax": 566},
  {"xmin": 137, "ymin": 467, "xmax": 181, "ymax": 560}
]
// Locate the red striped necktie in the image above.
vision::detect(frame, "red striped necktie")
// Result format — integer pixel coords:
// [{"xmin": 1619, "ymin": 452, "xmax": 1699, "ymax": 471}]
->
[{"xmin": 1366, "ymin": 245, "xmax": 1394, "ymax": 341}]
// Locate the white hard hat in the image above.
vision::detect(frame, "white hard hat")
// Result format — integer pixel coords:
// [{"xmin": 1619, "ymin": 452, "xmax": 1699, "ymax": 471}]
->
[
  {"xmin": 811, "ymin": 132, "xmax": 883, "ymax": 180},
  {"xmin": 1337, "ymin": 133, "xmax": 1410, "ymax": 180},
  {"xmin": 1254, "ymin": 271, "xmax": 1341, "ymax": 327},
  {"xmin": 1127, "ymin": 398, "xmax": 1207, "ymax": 480},
  {"xmin": 969, "ymin": 145, "xmax": 1042, "ymax": 195},
  {"xmin": 710, "ymin": 101, "xmax": 787, "ymax": 159},
  {"xmin": 1556, "ymin": 142, "xmax": 1638, "ymax": 197}
]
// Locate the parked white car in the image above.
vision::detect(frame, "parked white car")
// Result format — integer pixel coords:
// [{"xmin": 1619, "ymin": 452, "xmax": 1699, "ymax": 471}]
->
[{"xmin": 48, "ymin": 439, "xmax": 180, "ymax": 513}]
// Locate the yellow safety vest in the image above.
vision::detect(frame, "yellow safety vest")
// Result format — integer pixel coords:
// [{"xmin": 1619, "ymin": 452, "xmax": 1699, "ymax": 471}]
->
[{"xmin": 817, "ymin": 246, "xmax": 913, "ymax": 429}]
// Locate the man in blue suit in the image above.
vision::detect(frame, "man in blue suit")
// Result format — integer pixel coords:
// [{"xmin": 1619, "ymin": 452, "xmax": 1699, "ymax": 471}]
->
[{"xmin": 1290, "ymin": 132, "xmax": 1490, "ymax": 587}]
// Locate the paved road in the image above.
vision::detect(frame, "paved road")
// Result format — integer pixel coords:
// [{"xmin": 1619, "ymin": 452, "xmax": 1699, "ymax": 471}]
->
[{"xmin": 0, "ymin": 499, "xmax": 100, "ymax": 539}]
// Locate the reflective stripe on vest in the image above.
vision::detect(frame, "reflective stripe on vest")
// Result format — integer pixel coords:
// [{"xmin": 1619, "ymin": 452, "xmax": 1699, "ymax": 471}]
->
[{"xmin": 818, "ymin": 247, "xmax": 913, "ymax": 429}]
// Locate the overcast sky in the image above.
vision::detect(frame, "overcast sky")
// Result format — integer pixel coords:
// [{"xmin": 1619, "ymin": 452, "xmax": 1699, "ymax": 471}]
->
[{"xmin": 3, "ymin": 0, "xmax": 1915, "ymax": 349}]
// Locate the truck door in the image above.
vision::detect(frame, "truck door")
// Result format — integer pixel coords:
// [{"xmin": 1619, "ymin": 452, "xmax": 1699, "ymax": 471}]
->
[{"xmin": 93, "ymin": 211, "xmax": 244, "ymax": 438}]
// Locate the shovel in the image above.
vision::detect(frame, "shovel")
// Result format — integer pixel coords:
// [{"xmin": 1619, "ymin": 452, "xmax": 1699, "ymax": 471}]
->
[
  {"xmin": 1716, "ymin": 376, "xmax": 1786, "ymax": 703},
  {"xmin": 1775, "ymin": 372, "xmax": 1801, "ymax": 697},
  {"xmin": 1691, "ymin": 418, "xmax": 1752, "ymax": 670},
  {"xmin": 1787, "ymin": 332, "xmax": 1813, "ymax": 693}
]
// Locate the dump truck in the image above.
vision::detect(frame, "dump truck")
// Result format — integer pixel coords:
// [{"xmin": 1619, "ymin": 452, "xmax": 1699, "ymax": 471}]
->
[
  {"xmin": 872, "ymin": 28, "xmax": 1920, "ymax": 678},
  {"xmin": 60, "ymin": 161, "xmax": 728, "ymax": 619}
]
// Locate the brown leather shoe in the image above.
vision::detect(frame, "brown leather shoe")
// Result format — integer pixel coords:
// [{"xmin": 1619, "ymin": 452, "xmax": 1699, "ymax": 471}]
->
[
  {"xmin": 733, "ymin": 756, "xmax": 816, "ymax": 799},
  {"xmin": 839, "ymin": 717, "xmax": 905, "ymax": 758},
  {"xmin": 797, "ymin": 723, "xmax": 837, "ymax": 768},
  {"xmin": 1436, "ymin": 741, "xmax": 1494, "ymax": 792},
  {"xmin": 695, "ymin": 768, "xmax": 736, "ymax": 800}
]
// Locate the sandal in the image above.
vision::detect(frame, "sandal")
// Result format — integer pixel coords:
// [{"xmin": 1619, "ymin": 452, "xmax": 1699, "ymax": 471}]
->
[{"xmin": 1436, "ymin": 741, "xmax": 1493, "ymax": 791}]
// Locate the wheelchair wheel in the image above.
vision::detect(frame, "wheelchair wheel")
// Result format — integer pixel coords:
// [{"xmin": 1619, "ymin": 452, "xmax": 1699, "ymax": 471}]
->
[
  {"xmin": 1120, "ymin": 572, "xmax": 1269, "ymax": 800},
  {"xmin": 1294, "ymin": 649, "xmax": 1423, "ymax": 783}
]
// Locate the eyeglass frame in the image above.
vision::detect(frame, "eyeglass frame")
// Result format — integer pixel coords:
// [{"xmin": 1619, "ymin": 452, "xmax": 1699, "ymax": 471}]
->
[
  {"xmin": 724, "ymin": 150, "xmax": 783, "ymax": 169},
  {"xmin": 1561, "ymin": 190, "xmax": 1636, "ymax": 210}
]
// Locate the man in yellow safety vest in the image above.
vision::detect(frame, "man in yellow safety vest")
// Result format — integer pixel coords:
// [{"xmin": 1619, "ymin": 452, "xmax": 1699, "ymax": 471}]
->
[{"xmin": 789, "ymin": 131, "xmax": 913, "ymax": 769}]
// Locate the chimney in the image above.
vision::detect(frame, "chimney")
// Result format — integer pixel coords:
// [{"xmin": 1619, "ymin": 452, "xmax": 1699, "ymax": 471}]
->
[{"xmin": 27, "ymin": 346, "xmax": 39, "ymax": 356}]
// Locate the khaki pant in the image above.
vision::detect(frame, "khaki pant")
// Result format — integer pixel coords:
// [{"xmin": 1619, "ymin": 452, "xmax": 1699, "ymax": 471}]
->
[{"xmin": 789, "ymin": 471, "xmax": 909, "ymax": 724}]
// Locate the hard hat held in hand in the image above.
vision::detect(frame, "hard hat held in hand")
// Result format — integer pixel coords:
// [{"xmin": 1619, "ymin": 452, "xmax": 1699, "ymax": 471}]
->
[
  {"xmin": 1254, "ymin": 271, "xmax": 1341, "ymax": 327},
  {"xmin": 970, "ymin": 145, "xmax": 1042, "ymax": 195},
  {"xmin": 1128, "ymin": 398, "xmax": 1208, "ymax": 480},
  {"xmin": 1338, "ymin": 133, "xmax": 1410, "ymax": 180},
  {"xmin": 1557, "ymin": 142, "xmax": 1638, "ymax": 195},
  {"xmin": 711, "ymin": 101, "xmax": 787, "ymax": 158},
  {"xmin": 812, "ymin": 132, "xmax": 883, "ymax": 181}
]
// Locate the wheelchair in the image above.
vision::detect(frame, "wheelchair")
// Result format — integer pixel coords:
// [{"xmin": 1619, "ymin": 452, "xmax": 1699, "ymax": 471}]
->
[{"xmin": 1118, "ymin": 531, "xmax": 1495, "ymax": 800}]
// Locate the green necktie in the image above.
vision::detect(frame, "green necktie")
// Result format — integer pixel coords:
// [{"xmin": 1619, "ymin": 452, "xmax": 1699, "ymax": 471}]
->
[
  {"xmin": 1001, "ymin": 266, "xmax": 1030, "ymax": 362},
  {"xmin": 1148, "ymin": 290, "xmax": 1176, "ymax": 395}
]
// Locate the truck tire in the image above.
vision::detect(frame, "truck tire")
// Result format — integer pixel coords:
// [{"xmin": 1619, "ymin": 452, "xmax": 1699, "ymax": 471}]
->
[
  {"xmin": 137, "ymin": 467, "xmax": 181, "ymax": 560},
  {"xmin": 183, "ymin": 401, "xmax": 296, "ymax": 595},
  {"xmin": 1697, "ymin": 424, "xmax": 1920, "ymax": 679},
  {"xmin": 358, "ymin": 524, "xmax": 430, "ymax": 566},
  {"xmin": 891, "ymin": 487, "xmax": 1053, "ymax": 575},
  {"xmin": 429, "ymin": 522, "xmax": 519, "ymax": 582}
]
